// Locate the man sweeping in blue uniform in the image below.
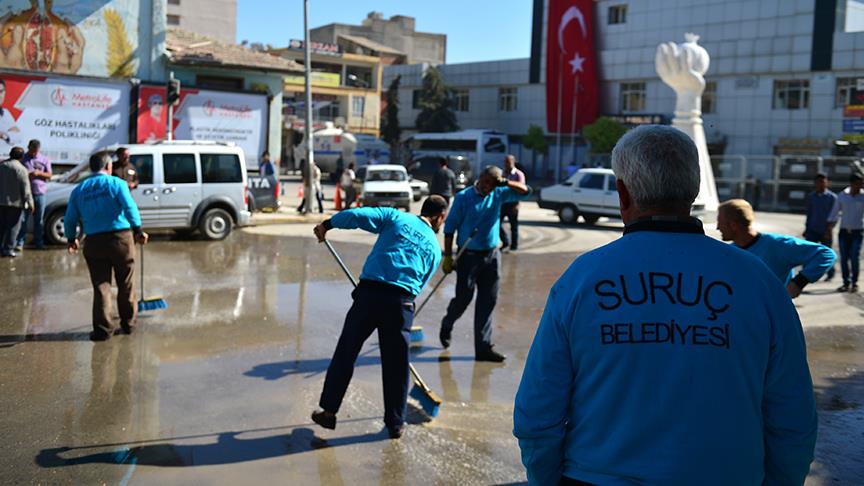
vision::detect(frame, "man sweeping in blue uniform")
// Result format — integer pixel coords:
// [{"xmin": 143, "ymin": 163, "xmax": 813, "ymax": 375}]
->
[
  {"xmin": 311, "ymin": 196, "xmax": 447, "ymax": 439},
  {"xmin": 717, "ymin": 198, "xmax": 835, "ymax": 298},
  {"xmin": 514, "ymin": 126, "xmax": 816, "ymax": 485}
]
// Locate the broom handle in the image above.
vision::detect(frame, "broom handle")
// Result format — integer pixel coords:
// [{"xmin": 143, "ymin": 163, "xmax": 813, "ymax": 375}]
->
[
  {"xmin": 414, "ymin": 228, "xmax": 478, "ymax": 318},
  {"xmin": 139, "ymin": 243, "xmax": 144, "ymax": 300},
  {"xmin": 322, "ymin": 239, "xmax": 426, "ymax": 385}
]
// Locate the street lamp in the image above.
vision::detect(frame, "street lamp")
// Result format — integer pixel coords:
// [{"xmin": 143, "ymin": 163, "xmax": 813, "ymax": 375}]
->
[{"xmin": 302, "ymin": 0, "xmax": 315, "ymax": 214}]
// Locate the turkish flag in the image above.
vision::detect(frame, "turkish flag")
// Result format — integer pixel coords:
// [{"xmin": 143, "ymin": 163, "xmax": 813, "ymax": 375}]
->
[{"xmin": 546, "ymin": 0, "xmax": 599, "ymax": 133}]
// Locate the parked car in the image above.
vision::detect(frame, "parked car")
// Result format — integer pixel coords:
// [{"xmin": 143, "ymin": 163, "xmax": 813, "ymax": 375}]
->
[
  {"xmin": 359, "ymin": 164, "xmax": 412, "ymax": 211},
  {"xmin": 247, "ymin": 173, "xmax": 281, "ymax": 212},
  {"xmin": 406, "ymin": 155, "xmax": 472, "ymax": 192},
  {"xmin": 538, "ymin": 168, "xmax": 620, "ymax": 225},
  {"xmin": 43, "ymin": 141, "xmax": 252, "ymax": 244},
  {"xmin": 409, "ymin": 178, "xmax": 429, "ymax": 202}
]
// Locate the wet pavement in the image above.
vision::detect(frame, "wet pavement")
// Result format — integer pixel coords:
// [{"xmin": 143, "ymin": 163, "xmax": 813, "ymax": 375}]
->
[{"xmin": 0, "ymin": 205, "xmax": 862, "ymax": 485}]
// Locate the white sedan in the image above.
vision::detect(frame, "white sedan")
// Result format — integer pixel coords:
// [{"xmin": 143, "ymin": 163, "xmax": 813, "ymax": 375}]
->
[{"xmin": 360, "ymin": 164, "xmax": 413, "ymax": 211}]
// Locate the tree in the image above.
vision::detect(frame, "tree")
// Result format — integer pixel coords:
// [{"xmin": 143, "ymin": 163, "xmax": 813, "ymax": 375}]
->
[
  {"xmin": 523, "ymin": 125, "xmax": 549, "ymax": 169},
  {"xmin": 415, "ymin": 66, "xmax": 459, "ymax": 133},
  {"xmin": 381, "ymin": 75, "xmax": 402, "ymax": 150},
  {"xmin": 582, "ymin": 117, "xmax": 627, "ymax": 154}
]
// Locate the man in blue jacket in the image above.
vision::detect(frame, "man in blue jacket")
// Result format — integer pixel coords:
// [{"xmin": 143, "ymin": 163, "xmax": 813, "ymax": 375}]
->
[
  {"xmin": 311, "ymin": 196, "xmax": 447, "ymax": 439},
  {"xmin": 514, "ymin": 125, "xmax": 816, "ymax": 485},
  {"xmin": 439, "ymin": 165, "xmax": 530, "ymax": 362},
  {"xmin": 65, "ymin": 152, "xmax": 149, "ymax": 342},
  {"xmin": 717, "ymin": 198, "xmax": 835, "ymax": 298}
]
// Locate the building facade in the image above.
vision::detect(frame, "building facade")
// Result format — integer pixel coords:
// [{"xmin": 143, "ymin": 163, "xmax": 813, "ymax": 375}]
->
[
  {"xmin": 311, "ymin": 12, "xmax": 446, "ymax": 65},
  {"xmin": 386, "ymin": 0, "xmax": 864, "ymax": 163},
  {"xmin": 166, "ymin": 0, "xmax": 236, "ymax": 44}
]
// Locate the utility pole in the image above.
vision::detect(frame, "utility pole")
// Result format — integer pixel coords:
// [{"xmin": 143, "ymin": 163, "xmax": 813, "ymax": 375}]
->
[{"xmin": 302, "ymin": 0, "xmax": 315, "ymax": 214}]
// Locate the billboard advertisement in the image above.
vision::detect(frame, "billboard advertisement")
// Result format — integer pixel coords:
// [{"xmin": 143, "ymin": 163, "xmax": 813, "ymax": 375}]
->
[
  {"xmin": 0, "ymin": 72, "xmax": 130, "ymax": 164},
  {"xmin": 0, "ymin": 0, "xmax": 140, "ymax": 78},
  {"xmin": 138, "ymin": 86, "xmax": 268, "ymax": 167}
]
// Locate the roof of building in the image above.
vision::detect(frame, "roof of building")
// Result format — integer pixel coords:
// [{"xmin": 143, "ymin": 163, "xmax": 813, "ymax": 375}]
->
[
  {"xmin": 337, "ymin": 34, "xmax": 404, "ymax": 56},
  {"xmin": 165, "ymin": 28, "xmax": 303, "ymax": 74}
]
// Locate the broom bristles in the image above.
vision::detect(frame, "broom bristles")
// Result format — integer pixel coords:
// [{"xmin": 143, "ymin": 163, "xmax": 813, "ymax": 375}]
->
[
  {"xmin": 409, "ymin": 326, "xmax": 424, "ymax": 343},
  {"xmin": 410, "ymin": 384, "xmax": 441, "ymax": 417},
  {"xmin": 138, "ymin": 298, "xmax": 168, "ymax": 312}
]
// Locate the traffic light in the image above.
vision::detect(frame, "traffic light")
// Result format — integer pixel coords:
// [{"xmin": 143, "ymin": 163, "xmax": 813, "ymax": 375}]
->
[{"xmin": 167, "ymin": 78, "xmax": 181, "ymax": 106}]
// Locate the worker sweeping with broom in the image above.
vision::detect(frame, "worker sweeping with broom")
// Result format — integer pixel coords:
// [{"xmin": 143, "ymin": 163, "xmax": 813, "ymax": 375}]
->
[{"xmin": 311, "ymin": 195, "xmax": 448, "ymax": 439}]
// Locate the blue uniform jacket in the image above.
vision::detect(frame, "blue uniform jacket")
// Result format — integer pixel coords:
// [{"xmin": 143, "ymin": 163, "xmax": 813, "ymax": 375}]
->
[
  {"xmin": 329, "ymin": 207, "xmax": 441, "ymax": 296},
  {"xmin": 514, "ymin": 219, "xmax": 816, "ymax": 486},
  {"xmin": 444, "ymin": 185, "xmax": 531, "ymax": 250},
  {"xmin": 64, "ymin": 173, "xmax": 142, "ymax": 239},
  {"xmin": 735, "ymin": 232, "xmax": 836, "ymax": 285}
]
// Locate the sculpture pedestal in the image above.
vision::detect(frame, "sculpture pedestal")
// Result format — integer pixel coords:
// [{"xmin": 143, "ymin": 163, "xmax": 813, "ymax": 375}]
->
[{"xmin": 672, "ymin": 111, "xmax": 719, "ymax": 213}]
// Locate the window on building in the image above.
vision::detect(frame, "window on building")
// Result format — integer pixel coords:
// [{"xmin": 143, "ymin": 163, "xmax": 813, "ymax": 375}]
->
[
  {"xmin": 773, "ymin": 80, "xmax": 810, "ymax": 110},
  {"xmin": 318, "ymin": 99, "xmax": 341, "ymax": 120},
  {"xmin": 196, "ymin": 75, "xmax": 243, "ymax": 91},
  {"xmin": 168, "ymin": 0, "xmax": 180, "ymax": 5},
  {"xmin": 352, "ymin": 96, "xmax": 365, "ymax": 117},
  {"xmin": 702, "ymin": 81, "xmax": 717, "ymax": 114},
  {"xmin": 346, "ymin": 65, "xmax": 373, "ymax": 88},
  {"xmin": 619, "ymin": 82, "xmax": 646, "ymax": 112},
  {"xmin": 836, "ymin": 77, "xmax": 858, "ymax": 107},
  {"xmin": 412, "ymin": 90, "xmax": 422, "ymax": 109},
  {"xmin": 167, "ymin": 14, "xmax": 180, "ymax": 26},
  {"xmin": 608, "ymin": 5, "xmax": 628, "ymax": 25},
  {"xmin": 453, "ymin": 89, "xmax": 470, "ymax": 112},
  {"xmin": 499, "ymin": 87, "xmax": 518, "ymax": 112}
]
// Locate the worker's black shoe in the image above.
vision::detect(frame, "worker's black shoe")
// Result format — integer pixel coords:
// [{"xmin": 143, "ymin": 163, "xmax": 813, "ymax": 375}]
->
[
  {"xmin": 851, "ymin": 284, "xmax": 859, "ymax": 293},
  {"xmin": 387, "ymin": 425, "xmax": 403, "ymax": 439},
  {"xmin": 311, "ymin": 410, "xmax": 336, "ymax": 430},
  {"xmin": 837, "ymin": 284, "xmax": 850, "ymax": 292},
  {"xmin": 439, "ymin": 328, "xmax": 451, "ymax": 349},
  {"xmin": 475, "ymin": 347, "xmax": 506, "ymax": 362},
  {"xmin": 89, "ymin": 331, "xmax": 111, "ymax": 342}
]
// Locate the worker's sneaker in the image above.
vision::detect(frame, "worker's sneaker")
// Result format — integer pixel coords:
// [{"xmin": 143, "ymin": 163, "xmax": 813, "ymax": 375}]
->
[
  {"xmin": 851, "ymin": 284, "xmax": 859, "ymax": 293},
  {"xmin": 475, "ymin": 347, "xmax": 506, "ymax": 363},
  {"xmin": 89, "ymin": 331, "xmax": 111, "ymax": 342},
  {"xmin": 311, "ymin": 410, "xmax": 336, "ymax": 430},
  {"xmin": 439, "ymin": 328, "xmax": 451, "ymax": 349},
  {"xmin": 837, "ymin": 284, "xmax": 850, "ymax": 292},
  {"xmin": 387, "ymin": 425, "xmax": 403, "ymax": 439}
]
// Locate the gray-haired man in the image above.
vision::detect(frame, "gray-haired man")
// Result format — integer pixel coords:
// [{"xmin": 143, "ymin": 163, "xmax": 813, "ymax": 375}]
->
[{"xmin": 514, "ymin": 125, "xmax": 816, "ymax": 485}]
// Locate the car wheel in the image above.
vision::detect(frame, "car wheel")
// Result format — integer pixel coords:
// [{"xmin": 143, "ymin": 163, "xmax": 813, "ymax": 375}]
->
[
  {"xmin": 558, "ymin": 205, "xmax": 578, "ymax": 225},
  {"xmin": 45, "ymin": 209, "xmax": 68, "ymax": 245},
  {"xmin": 582, "ymin": 214, "xmax": 600, "ymax": 225},
  {"xmin": 198, "ymin": 208, "xmax": 233, "ymax": 240}
]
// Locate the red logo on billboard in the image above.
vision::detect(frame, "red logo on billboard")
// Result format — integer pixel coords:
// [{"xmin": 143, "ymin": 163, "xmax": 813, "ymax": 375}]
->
[
  {"xmin": 50, "ymin": 87, "xmax": 66, "ymax": 106},
  {"xmin": 203, "ymin": 99, "xmax": 215, "ymax": 117}
]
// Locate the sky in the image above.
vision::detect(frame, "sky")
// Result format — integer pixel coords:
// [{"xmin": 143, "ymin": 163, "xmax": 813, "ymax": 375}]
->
[{"xmin": 236, "ymin": 0, "xmax": 534, "ymax": 64}]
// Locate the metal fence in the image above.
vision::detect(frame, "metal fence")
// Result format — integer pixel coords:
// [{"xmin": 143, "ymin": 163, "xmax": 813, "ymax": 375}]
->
[{"xmin": 711, "ymin": 155, "xmax": 860, "ymax": 213}]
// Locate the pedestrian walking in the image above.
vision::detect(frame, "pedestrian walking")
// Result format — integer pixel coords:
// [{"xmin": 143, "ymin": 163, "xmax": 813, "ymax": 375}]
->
[
  {"xmin": 310, "ymin": 196, "xmax": 448, "ymax": 439},
  {"xmin": 430, "ymin": 157, "xmax": 456, "ymax": 203},
  {"xmin": 297, "ymin": 162, "xmax": 324, "ymax": 213},
  {"xmin": 717, "ymin": 199, "xmax": 835, "ymax": 298},
  {"xmin": 803, "ymin": 173, "xmax": 837, "ymax": 280},
  {"xmin": 0, "ymin": 147, "xmax": 32, "ymax": 257},
  {"xmin": 65, "ymin": 152, "xmax": 149, "ymax": 342},
  {"xmin": 827, "ymin": 173, "xmax": 864, "ymax": 292},
  {"xmin": 499, "ymin": 155, "xmax": 526, "ymax": 251},
  {"xmin": 438, "ymin": 165, "xmax": 531, "ymax": 362},
  {"xmin": 16, "ymin": 139, "xmax": 51, "ymax": 250},
  {"xmin": 514, "ymin": 125, "xmax": 816, "ymax": 485},
  {"xmin": 340, "ymin": 162, "xmax": 357, "ymax": 209},
  {"xmin": 112, "ymin": 147, "xmax": 139, "ymax": 190}
]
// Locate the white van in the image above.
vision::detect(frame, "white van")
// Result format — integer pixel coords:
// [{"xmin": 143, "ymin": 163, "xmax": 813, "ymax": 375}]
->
[
  {"xmin": 44, "ymin": 141, "xmax": 251, "ymax": 244},
  {"xmin": 408, "ymin": 130, "xmax": 509, "ymax": 176}
]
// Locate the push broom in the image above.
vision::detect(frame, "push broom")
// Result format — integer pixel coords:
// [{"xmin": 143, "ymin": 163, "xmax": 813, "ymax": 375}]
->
[
  {"xmin": 324, "ymin": 240, "xmax": 442, "ymax": 417},
  {"xmin": 137, "ymin": 244, "xmax": 168, "ymax": 312}
]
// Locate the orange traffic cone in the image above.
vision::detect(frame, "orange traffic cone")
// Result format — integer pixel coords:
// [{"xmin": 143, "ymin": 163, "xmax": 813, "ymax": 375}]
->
[{"xmin": 334, "ymin": 185, "xmax": 342, "ymax": 210}]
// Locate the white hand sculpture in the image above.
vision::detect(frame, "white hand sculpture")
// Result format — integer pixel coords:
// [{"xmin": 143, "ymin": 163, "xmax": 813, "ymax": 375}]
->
[{"xmin": 655, "ymin": 36, "xmax": 708, "ymax": 115}]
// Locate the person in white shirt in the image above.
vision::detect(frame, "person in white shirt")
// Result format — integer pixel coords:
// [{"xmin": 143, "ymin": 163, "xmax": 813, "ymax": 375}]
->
[
  {"xmin": 340, "ymin": 162, "xmax": 357, "ymax": 210},
  {"xmin": 827, "ymin": 173, "xmax": 864, "ymax": 292}
]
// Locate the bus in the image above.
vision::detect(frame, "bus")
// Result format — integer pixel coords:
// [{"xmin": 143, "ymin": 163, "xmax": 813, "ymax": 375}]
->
[{"xmin": 408, "ymin": 130, "xmax": 509, "ymax": 175}]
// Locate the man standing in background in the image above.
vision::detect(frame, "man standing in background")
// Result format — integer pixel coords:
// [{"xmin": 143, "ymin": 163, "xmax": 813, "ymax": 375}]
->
[
  {"xmin": 112, "ymin": 147, "xmax": 139, "ymax": 191},
  {"xmin": 17, "ymin": 139, "xmax": 51, "ymax": 250},
  {"xmin": 0, "ymin": 147, "xmax": 32, "ymax": 257},
  {"xmin": 430, "ymin": 158, "xmax": 456, "ymax": 204},
  {"xmin": 500, "ymin": 155, "xmax": 526, "ymax": 252},
  {"xmin": 803, "ymin": 173, "xmax": 837, "ymax": 281},
  {"xmin": 828, "ymin": 173, "xmax": 864, "ymax": 293}
]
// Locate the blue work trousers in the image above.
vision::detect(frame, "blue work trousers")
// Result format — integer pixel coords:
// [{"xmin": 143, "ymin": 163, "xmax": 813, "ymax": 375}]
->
[
  {"xmin": 838, "ymin": 229, "xmax": 863, "ymax": 286},
  {"xmin": 441, "ymin": 248, "xmax": 501, "ymax": 354},
  {"xmin": 319, "ymin": 281, "xmax": 415, "ymax": 429}
]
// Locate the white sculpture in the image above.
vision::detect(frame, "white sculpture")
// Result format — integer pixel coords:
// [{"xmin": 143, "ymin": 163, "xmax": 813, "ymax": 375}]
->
[{"xmin": 656, "ymin": 33, "xmax": 719, "ymax": 212}]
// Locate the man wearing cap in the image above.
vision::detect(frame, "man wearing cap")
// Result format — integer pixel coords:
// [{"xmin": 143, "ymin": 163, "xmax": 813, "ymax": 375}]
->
[
  {"xmin": 65, "ymin": 152, "xmax": 149, "ymax": 341},
  {"xmin": 310, "ymin": 196, "xmax": 448, "ymax": 439},
  {"xmin": 438, "ymin": 165, "xmax": 531, "ymax": 362}
]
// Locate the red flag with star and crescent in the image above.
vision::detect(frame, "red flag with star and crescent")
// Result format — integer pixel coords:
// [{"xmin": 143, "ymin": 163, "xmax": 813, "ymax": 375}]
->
[{"xmin": 546, "ymin": 0, "xmax": 599, "ymax": 133}]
